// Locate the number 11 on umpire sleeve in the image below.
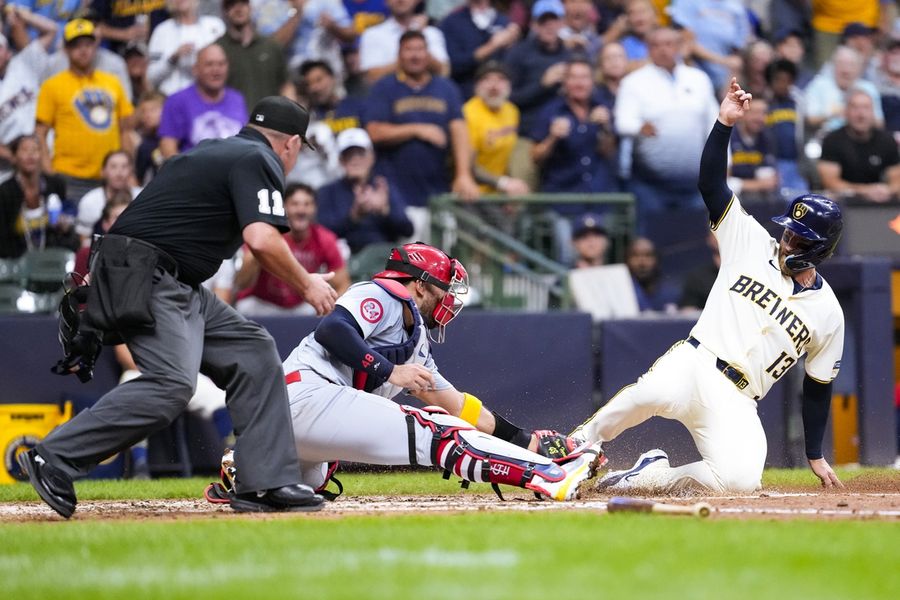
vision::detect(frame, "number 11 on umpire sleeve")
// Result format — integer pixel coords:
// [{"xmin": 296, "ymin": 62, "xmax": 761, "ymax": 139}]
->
[{"xmin": 257, "ymin": 189, "xmax": 285, "ymax": 216}]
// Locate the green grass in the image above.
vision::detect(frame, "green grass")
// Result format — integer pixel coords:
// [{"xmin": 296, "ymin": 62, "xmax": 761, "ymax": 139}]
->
[
  {"xmin": 0, "ymin": 466, "xmax": 893, "ymax": 503},
  {"xmin": 1, "ymin": 512, "xmax": 898, "ymax": 600},
  {"xmin": 1, "ymin": 470, "xmax": 898, "ymax": 600}
]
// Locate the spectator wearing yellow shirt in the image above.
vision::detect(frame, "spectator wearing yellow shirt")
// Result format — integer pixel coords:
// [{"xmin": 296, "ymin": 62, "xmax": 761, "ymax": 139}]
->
[
  {"xmin": 462, "ymin": 61, "xmax": 529, "ymax": 234},
  {"xmin": 35, "ymin": 19, "xmax": 134, "ymax": 203},
  {"xmin": 463, "ymin": 61, "xmax": 530, "ymax": 196}
]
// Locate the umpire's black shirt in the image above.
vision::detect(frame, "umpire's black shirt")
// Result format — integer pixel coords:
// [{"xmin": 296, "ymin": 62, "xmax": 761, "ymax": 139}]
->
[{"xmin": 110, "ymin": 127, "xmax": 290, "ymax": 286}]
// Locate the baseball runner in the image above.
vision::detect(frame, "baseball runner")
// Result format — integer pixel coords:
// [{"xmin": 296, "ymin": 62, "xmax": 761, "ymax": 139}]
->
[
  {"xmin": 19, "ymin": 97, "xmax": 339, "ymax": 517},
  {"xmin": 208, "ymin": 243, "xmax": 604, "ymax": 502},
  {"xmin": 570, "ymin": 79, "xmax": 845, "ymax": 493}
]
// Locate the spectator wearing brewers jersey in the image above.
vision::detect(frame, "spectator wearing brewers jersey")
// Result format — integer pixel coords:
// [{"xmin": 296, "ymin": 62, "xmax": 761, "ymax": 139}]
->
[
  {"xmin": 764, "ymin": 58, "xmax": 807, "ymax": 195},
  {"xmin": 0, "ymin": 9, "xmax": 56, "ymax": 183},
  {"xmin": 439, "ymin": 0, "xmax": 520, "ymax": 99},
  {"xmin": 235, "ymin": 183, "xmax": 350, "ymax": 315},
  {"xmin": 359, "ymin": 0, "xmax": 450, "ymax": 84},
  {"xmin": 317, "ymin": 128, "xmax": 413, "ymax": 255},
  {"xmin": 299, "ymin": 59, "xmax": 364, "ymax": 136},
  {"xmin": 36, "ymin": 19, "xmax": 134, "ymax": 203},
  {"xmin": 365, "ymin": 29, "xmax": 479, "ymax": 242},
  {"xmin": 727, "ymin": 97, "xmax": 778, "ymax": 202},
  {"xmin": 92, "ymin": 0, "xmax": 167, "ymax": 56},
  {"xmin": 817, "ymin": 89, "xmax": 900, "ymax": 203},
  {"xmin": 158, "ymin": 44, "xmax": 248, "ymax": 158}
]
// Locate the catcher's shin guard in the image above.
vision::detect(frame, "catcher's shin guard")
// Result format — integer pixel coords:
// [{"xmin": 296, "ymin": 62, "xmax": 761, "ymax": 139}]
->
[{"xmin": 402, "ymin": 406, "xmax": 593, "ymax": 500}]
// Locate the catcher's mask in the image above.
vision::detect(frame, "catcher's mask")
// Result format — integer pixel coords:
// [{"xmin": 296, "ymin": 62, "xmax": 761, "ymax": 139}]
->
[
  {"xmin": 771, "ymin": 194, "xmax": 842, "ymax": 273},
  {"xmin": 374, "ymin": 242, "xmax": 469, "ymax": 343}
]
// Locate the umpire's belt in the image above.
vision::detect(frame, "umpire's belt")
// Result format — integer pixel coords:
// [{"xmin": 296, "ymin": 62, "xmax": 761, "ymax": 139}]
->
[
  {"xmin": 93, "ymin": 234, "xmax": 179, "ymax": 278},
  {"xmin": 686, "ymin": 337, "xmax": 758, "ymax": 400}
]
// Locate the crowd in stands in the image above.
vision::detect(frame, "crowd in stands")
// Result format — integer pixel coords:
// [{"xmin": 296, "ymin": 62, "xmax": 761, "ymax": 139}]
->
[{"xmin": 2, "ymin": 0, "xmax": 900, "ymax": 320}]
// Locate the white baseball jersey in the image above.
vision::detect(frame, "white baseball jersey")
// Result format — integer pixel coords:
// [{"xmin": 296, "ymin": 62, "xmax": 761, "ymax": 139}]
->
[
  {"xmin": 283, "ymin": 280, "xmax": 452, "ymax": 399},
  {"xmin": 690, "ymin": 195, "xmax": 844, "ymax": 400},
  {"xmin": 574, "ymin": 194, "xmax": 845, "ymax": 493}
]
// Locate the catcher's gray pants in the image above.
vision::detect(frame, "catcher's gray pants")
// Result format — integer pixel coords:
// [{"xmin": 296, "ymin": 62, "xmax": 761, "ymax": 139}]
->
[
  {"xmin": 38, "ymin": 269, "xmax": 301, "ymax": 493},
  {"xmin": 286, "ymin": 371, "xmax": 438, "ymax": 489}
]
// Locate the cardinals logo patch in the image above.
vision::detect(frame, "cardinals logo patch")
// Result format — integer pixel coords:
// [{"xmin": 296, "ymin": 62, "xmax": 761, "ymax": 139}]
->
[{"xmin": 360, "ymin": 298, "xmax": 384, "ymax": 323}]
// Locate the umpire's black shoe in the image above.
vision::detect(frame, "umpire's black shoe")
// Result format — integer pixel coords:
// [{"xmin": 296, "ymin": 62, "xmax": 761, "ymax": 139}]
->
[
  {"xmin": 17, "ymin": 449, "xmax": 77, "ymax": 519},
  {"xmin": 230, "ymin": 484, "xmax": 325, "ymax": 513}
]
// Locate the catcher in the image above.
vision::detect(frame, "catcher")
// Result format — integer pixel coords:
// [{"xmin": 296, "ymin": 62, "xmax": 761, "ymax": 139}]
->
[{"xmin": 208, "ymin": 243, "xmax": 603, "ymax": 506}]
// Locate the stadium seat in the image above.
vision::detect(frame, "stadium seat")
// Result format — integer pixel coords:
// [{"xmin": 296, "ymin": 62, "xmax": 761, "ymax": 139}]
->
[
  {"xmin": 20, "ymin": 248, "xmax": 75, "ymax": 294},
  {"xmin": 0, "ymin": 258, "xmax": 22, "ymax": 284},
  {"xmin": 0, "ymin": 283, "xmax": 28, "ymax": 315},
  {"xmin": 348, "ymin": 242, "xmax": 395, "ymax": 282}
]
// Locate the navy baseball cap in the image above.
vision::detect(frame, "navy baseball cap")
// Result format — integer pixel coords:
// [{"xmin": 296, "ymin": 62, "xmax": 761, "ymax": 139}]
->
[
  {"xmin": 573, "ymin": 213, "xmax": 608, "ymax": 238},
  {"xmin": 843, "ymin": 22, "xmax": 877, "ymax": 40},
  {"xmin": 249, "ymin": 96, "xmax": 314, "ymax": 148}
]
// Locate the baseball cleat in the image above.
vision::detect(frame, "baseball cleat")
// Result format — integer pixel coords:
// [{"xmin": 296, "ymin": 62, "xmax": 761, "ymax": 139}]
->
[
  {"xmin": 595, "ymin": 449, "xmax": 669, "ymax": 491},
  {"xmin": 17, "ymin": 449, "xmax": 77, "ymax": 519},
  {"xmin": 203, "ymin": 482, "xmax": 233, "ymax": 505},
  {"xmin": 528, "ymin": 441, "xmax": 606, "ymax": 501},
  {"xmin": 230, "ymin": 484, "xmax": 326, "ymax": 513}
]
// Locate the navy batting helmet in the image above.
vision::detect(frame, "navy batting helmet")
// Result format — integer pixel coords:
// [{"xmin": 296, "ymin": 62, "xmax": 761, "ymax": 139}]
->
[{"xmin": 771, "ymin": 194, "xmax": 842, "ymax": 272}]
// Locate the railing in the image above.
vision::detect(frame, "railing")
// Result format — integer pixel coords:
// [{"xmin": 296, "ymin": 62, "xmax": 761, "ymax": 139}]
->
[{"xmin": 429, "ymin": 193, "xmax": 636, "ymax": 310}]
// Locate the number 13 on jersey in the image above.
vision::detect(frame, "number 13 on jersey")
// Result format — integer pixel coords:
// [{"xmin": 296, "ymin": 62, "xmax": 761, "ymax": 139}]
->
[
  {"xmin": 765, "ymin": 351, "xmax": 796, "ymax": 381},
  {"xmin": 257, "ymin": 189, "xmax": 285, "ymax": 216}
]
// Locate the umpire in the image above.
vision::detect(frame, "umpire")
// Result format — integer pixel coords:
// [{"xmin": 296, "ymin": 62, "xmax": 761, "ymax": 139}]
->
[{"xmin": 19, "ymin": 96, "xmax": 338, "ymax": 517}]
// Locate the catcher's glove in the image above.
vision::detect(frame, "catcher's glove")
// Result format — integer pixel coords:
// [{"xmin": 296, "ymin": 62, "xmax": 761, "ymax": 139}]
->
[{"xmin": 534, "ymin": 430, "xmax": 583, "ymax": 463}]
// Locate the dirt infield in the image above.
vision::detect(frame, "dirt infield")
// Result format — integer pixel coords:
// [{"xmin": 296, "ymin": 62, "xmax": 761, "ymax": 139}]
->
[{"xmin": 2, "ymin": 474, "xmax": 898, "ymax": 523}]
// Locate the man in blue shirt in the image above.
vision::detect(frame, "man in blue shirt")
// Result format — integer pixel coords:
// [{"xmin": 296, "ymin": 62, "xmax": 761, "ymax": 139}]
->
[
  {"xmin": 364, "ymin": 29, "xmax": 478, "ymax": 241},
  {"xmin": 439, "ymin": 0, "xmax": 520, "ymax": 99},
  {"xmin": 528, "ymin": 58, "xmax": 618, "ymax": 264},
  {"xmin": 317, "ymin": 127, "xmax": 413, "ymax": 253}
]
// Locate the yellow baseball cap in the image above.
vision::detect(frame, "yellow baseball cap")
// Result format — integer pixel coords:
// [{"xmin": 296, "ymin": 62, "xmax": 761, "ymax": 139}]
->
[{"xmin": 63, "ymin": 19, "xmax": 96, "ymax": 44}]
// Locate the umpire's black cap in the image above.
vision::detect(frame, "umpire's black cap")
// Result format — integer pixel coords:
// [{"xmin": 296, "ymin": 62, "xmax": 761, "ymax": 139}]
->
[{"xmin": 249, "ymin": 96, "xmax": 315, "ymax": 148}]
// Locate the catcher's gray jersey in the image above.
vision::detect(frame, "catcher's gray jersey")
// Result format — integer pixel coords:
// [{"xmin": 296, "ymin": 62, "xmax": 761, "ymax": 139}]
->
[{"xmin": 282, "ymin": 281, "xmax": 451, "ymax": 398}]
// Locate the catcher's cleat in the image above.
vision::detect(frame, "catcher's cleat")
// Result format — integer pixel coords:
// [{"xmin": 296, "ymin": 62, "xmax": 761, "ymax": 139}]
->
[
  {"xmin": 527, "ymin": 441, "xmax": 606, "ymax": 501},
  {"xmin": 203, "ymin": 482, "xmax": 233, "ymax": 505},
  {"xmin": 595, "ymin": 449, "xmax": 669, "ymax": 491},
  {"xmin": 534, "ymin": 430, "xmax": 585, "ymax": 463},
  {"xmin": 17, "ymin": 449, "xmax": 77, "ymax": 519}
]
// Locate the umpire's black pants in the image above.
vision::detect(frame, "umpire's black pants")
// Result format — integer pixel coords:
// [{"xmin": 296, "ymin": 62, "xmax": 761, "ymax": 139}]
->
[{"xmin": 37, "ymin": 268, "xmax": 302, "ymax": 493}]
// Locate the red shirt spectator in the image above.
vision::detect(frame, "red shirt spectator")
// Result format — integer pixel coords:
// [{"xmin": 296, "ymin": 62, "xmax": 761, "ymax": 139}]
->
[{"xmin": 234, "ymin": 183, "xmax": 349, "ymax": 315}]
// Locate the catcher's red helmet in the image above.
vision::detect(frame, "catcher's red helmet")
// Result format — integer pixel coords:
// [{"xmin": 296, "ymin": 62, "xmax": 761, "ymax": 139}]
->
[{"xmin": 374, "ymin": 242, "xmax": 468, "ymax": 342}]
